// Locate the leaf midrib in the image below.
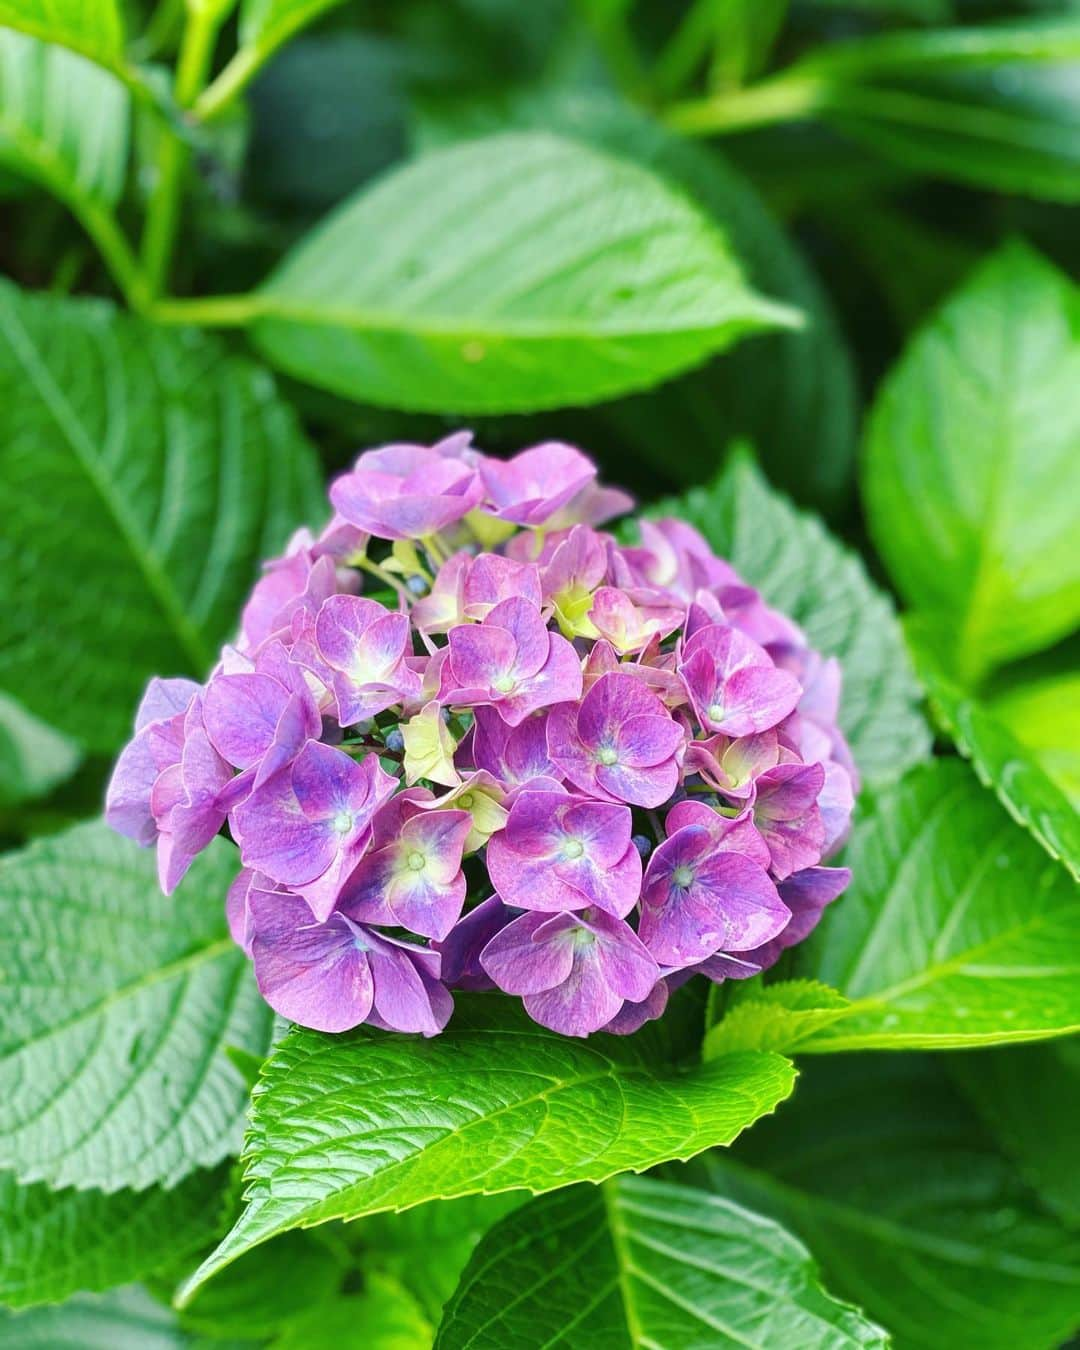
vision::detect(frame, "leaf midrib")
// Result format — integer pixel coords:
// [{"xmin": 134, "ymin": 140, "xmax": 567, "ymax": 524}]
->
[
  {"xmin": 0, "ymin": 294, "xmax": 213, "ymax": 673},
  {"xmin": 253, "ymin": 295, "xmax": 793, "ymax": 340}
]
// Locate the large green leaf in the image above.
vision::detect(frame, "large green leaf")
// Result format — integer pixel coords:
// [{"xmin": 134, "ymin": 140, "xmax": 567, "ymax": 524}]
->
[
  {"xmin": 951, "ymin": 1040, "xmax": 1080, "ymax": 1230},
  {"xmin": 0, "ymin": 820, "xmax": 272, "ymax": 1191},
  {"xmin": 0, "ymin": 691, "xmax": 80, "ymax": 807},
  {"xmin": 0, "ymin": 1168, "xmax": 225, "ymax": 1309},
  {"xmin": 0, "ymin": 282, "xmax": 323, "ymax": 752},
  {"xmin": 710, "ymin": 1054, "xmax": 1080, "ymax": 1350},
  {"xmin": 0, "ymin": 31, "xmax": 129, "ymax": 212},
  {"xmin": 656, "ymin": 450, "xmax": 930, "ymax": 786},
  {"xmin": 864, "ymin": 242, "xmax": 1080, "ymax": 683},
  {"xmin": 991, "ymin": 669, "xmax": 1080, "ymax": 809},
  {"xmin": 174, "ymin": 1228, "xmax": 348, "ymax": 1340},
  {"xmin": 177, "ymin": 997, "xmax": 796, "ymax": 1300},
  {"xmin": 908, "ymin": 626, "xmax": 1080, "ymax": 880},
  {"xmin": 791, "ymin": 758, "xmax": 1080, "ymax": 1050},
  {"xmin": 0, "ymin": 0, "xmax": 124, "ymax": 71},
  {"xmin": 271, "ymin": 1275, "xmax": 433, "ymax": 1350},
  {"xmin": 415, "ymin": 93, "xmax": 857, "ymax": 513},
  {"xmin": 356, "ymin": 1194, "xmax": 525, "ymax": 1324},
  {"xmin": 250, "ymin": 132, "xmax": 798, "ymax": 415},
  {"xmin": 436, "ymin": 1175, "xmax": 887, "ymax": 1349},
  {"xmin": 0, "ymin": 1285, "xmax": 193, "ymax": 1348}
]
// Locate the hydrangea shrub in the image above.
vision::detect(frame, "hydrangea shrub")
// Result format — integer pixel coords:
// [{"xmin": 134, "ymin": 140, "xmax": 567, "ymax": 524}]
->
[{"xmin": 106, "ymin": 437, "xmax": 855, "ymax": 1039}]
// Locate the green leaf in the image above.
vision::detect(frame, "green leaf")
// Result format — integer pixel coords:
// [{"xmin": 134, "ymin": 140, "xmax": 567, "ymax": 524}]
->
[
  {"xmin": 990, "ymin": 669, "xmax": 1080, "ymax": 808},
  {"xmin": 0, "ymin": 0, "xmax": 124, "ymax": 72},
  {"xmin": 908, "ymin": 626, "xmax": 1080, "ymax": 880},
  {"xmin": 250, "ymin": 131, "xmax": 799, "ymax": 415},
  {"xmin": 177, "ymin": 996, "xmax": 796, "ymax": 1300},
  {"xmin": 176, "ymin": 1229, "xmax": 348, "ymax": 1340},
  {"xmin": 0, "ymin": 1285, "xmax": 195, "ymax": 1348},
  {"xmin": 864, "ymin": 242, "xmax": 1080, "ymax": 682},
  {"xmin": 951, "ymin": 1039, "xmax": 1080, "ymax": 1229},
  {"xmin": 356, "ymin": 1194, "xmax": 525, "ymax": 1324},
  {"xmin": 0, "ymin": 1168, "xmax": 226, "ymax": 1310},
  {"xmin": 705, "ymin": 981, "xmax": 853, "ymax": 1057},
  {"xmin": 436, "ymin": 1175, "xmax": 888, "ymax": 1349},
  {"xmin": 806, "ymin": 21, "xmax": 1080, "ymax": 200},
  {"xmin": 709, "ymin": 1053, "xmax": 1080, "ymax": 1350},
  {"xmin": 270, "ymin": 1275, "xmax": 433, "ymax": 1350},
  {"xmin": 0, "ymin": 282, "xmax": 323, "ymax": 752},
  {"xmin": 414, "ymin": 92, "xmax": 857, "ymax": 512},
  {"xmin": 237, "ymin": 0, "xmax": 349, "ymax": 77},
  {"xmin": 0, "ymin": 820, "xmax": 272, "ymax": 1191},
  {"xmin": 655, "ymin": 450, "xmax": 931, "ymax": 786},
  {"xmin": 0, "ymin": 31, "xmax": 129, "ymax": 211},
  {"xmin": 0, "ymin": 691, "xmax": 80, "ymax": 807},
  {"xmin": 792, "ymin": 758, "xmax": 1080, "ymax": 1050}
]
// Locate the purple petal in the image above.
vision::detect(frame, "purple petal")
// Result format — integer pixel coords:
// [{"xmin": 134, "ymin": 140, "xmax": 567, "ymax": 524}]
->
[
  {"xmin": 498, "ymin": 634, "xmax": 582, "ymax": 726},
  {"xmin": 601, "ymin": 977, "xmax": 669, "ymax": 1035},
  {"xmin": 434, "ymin": 896, "xmax": 514, "ymax": 991},
  {"xmin": 366, "ymin": 930, "xmax": 453, "ymax": 1036},
  {"xmin": 135, "ymin": 677, "xmax": 199, "ymax": 733},
  {"xmin": 250, "ymin": 891, "xmax": 375, "ymax": 1034},
  {"xmin": 204, "ymin": 673, "xmax": 289, "ymax": 769},
  {"xmin": 480, "ymin": 910, "xmax": 576, "ymax": 995}
]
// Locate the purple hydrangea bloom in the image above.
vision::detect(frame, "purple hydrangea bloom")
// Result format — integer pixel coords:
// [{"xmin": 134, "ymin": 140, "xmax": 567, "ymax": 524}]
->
[
  {"xmin": 151, "ymin": 695, "xmax": 233, "ymax": 894},
  {"xmin": 105, "ymin": 677, "xmax": 199, "ymax": 846},
  {"xmin": 589, "ymin": 586, "xmax": 683, "ymax": 655},
  {"xmin": 331, "ymin": 440, "xmax": 483, "ymax": 540},
  {"xmin": 343, "ymin": 803, "xmax": 472, "ymax": 940},
  {"xmin": 547, "ymin": 672, "xmax": 684, "ymax": 807},
  {"xmin": 601, "ymin": 977, "xmax": 670, "ymax": 1035},
  {"xmin": 314, "ymin": 594, "xmax": 421, "ymax": 724},
  {"xmin": 638, "ymin": 819, "xmax": 789, "ymax": 968},
  {"xmin": 469, "ymin": 706, "xmax": 561, "ymax": 789},
  {"xmin": 106, "ymin": 434, "xmax": 857, "ymax": 1042},
  {"xmin": 463, "ymin": 554, "xmax": 542, "ymax": 621},
  {"xmin": 680, "ymin": 624, "xmax": 802, "ymax": 738},
  {"xmin": 683, "ymin": 730, "xmax": 780, "ymax": 800},
  {"xmin": 750, "ymin": 762, "xmax": 827, "ymax": 879},
  {"xmin": 486, "ymin": 787, "xmax": 641, "ymax": 918},
  {"xmin": 249, "ymin": 886, "xmax": 451, "ymax": 1035},
  {"xmin": 479, "ymin": 443, "xmax": 596, "ymax": 526},
  {"xmin": 696, "ymin": 865, "xmax": 851, "ymax": 983},
  {"xmin": 443, "ymin": 597, "xmax": 582, "ymax": 726},
  {"xmin": 233, "ymin": 741, "xmax": 396, "ymax": 920},
  {"xmin": 433, "ymin": 895, "xmax": 513, "ymax": 991},
  {"xmin": 480, "ymin": 907, "xmax": 659, "ymax": 1037}
]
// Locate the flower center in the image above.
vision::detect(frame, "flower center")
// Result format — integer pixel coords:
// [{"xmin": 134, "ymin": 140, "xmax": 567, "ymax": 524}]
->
[
  {"xmin": 672, "ymin": 864, "xmax": 695, "ymax": 888},
  {"xmin": 331, "ymin": 810, "xmax": 354, "ymax": 835},
  {"xmin": 493, "ymin": 674, "xmax": 516, "ymax": 694},
  {"xmin": 406, "ymin": 850, "xmax": 427, "ymax": 872},
  {"xmin": 562, "ymin": 838, "xmax": 585, "ymax": 860},
  {"xmin": 596, "ymin": 745, "xmax": 618, "ymax": 766},
  {"xmin": 707, "ymin": 703, "xmax": 725, "ymax": 723},
  {"xmin": 571, "ymin": 924, "xmax": 597, "ymax": 951},
  {"xmin": 458, "ymin": 792, "xmax": 474, "ymax": 810}
]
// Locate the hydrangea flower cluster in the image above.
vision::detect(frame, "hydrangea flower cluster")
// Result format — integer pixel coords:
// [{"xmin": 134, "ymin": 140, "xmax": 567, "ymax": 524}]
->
[{"xmin": 107, "ymin": 436, "xmax": 856, "ymax": 1039}]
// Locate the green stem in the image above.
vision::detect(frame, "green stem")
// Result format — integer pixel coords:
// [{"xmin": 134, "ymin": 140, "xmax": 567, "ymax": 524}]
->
[
  {"xmin": 652, "ymin": 0, "xmax": 716, "ymax": 98},
  {"xmin": 664, "ymin": 69, "xmax": 825, "ymax": 135},
  {"xmin": 139, "ymin": 2, "xmax": 224, "ymax": 298},
  {"xmin": 145, "ymin": 292, "xmax": 262, "ymax": 326},
  {"xmin": 193, "ymin": 45, "xmax": 260, "ymax": 122}
]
